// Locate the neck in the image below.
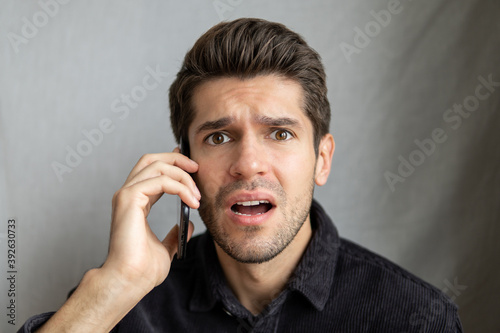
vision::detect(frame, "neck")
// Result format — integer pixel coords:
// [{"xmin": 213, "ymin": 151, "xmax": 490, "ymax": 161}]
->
[{"xmin": 215, "ymin": 217, "xmax": 312, "ymax": 315}]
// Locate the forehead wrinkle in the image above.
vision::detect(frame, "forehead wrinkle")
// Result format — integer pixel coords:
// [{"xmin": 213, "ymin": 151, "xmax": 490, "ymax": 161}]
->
[{"xmin": 191, "ymin": 76, "xmax": 308, "ymax": 137}]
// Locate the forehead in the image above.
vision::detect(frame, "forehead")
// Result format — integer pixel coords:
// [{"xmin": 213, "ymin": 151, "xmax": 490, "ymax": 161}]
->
[{"xmin": 189, "ymin": 75, "xmax": 310, "ymax": 133}]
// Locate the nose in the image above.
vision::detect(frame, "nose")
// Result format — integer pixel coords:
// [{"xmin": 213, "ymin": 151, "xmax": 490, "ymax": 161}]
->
[{"xmin": 229, "ymin": 136, "xmax": 269, "ymax": 180}]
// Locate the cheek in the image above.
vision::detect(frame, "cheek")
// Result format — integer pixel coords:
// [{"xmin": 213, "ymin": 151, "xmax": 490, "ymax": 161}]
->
[
  {"xmin": 272, "ymin": 151, "xmax": 316, "ymax": 190},
  {"xmin": 194, "ymin": 158, "xmax": 226, "ymax": 197}
]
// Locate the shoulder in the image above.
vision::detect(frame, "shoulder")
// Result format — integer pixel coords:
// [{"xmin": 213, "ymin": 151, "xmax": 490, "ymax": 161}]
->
[
  {"xmin": 331, "ymin": 237, "xmax": 462, "ymax": 331},
  {"xmin": 336, "ymin": 237, "xmax": 452, "ymax": 303},
  {"xmin": 338, "ymin": 237, "xmax": 434, "ymax": 287}
]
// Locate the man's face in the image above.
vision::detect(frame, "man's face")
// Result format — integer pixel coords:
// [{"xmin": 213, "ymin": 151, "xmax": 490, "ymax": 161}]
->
[{"xmin": 188, "ymin": 75, "xmax": 322, "ymax": 264}]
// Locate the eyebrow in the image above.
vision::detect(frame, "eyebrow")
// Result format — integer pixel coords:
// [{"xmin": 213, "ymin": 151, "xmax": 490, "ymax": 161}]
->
[
  {"xmin": 256, "ymin": 115, "xmax": 300, "ymax": 128},
  {"xmin": 195, "ymin": 115, "xmax": 302, "ymax": 134},
  {"xmin": 195, "ymin": 117, "xmax": 234, "ymax": 134}
]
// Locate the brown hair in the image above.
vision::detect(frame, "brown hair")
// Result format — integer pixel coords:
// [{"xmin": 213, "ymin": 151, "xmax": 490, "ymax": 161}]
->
[{"xmin": 169, "ymin": 18, "xmax": 330, "ymax": 152}]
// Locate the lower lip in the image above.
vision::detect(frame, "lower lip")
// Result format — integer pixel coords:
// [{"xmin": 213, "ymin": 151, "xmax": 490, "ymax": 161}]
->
[{"xmin": 226, "ymin": 206, "xmax": 275, "ymax": 226}]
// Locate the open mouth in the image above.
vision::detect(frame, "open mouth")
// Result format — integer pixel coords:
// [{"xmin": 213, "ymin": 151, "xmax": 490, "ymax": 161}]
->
[{"xmin": 231, "ymin": 200, "xmax": 273, "ymax": 216}]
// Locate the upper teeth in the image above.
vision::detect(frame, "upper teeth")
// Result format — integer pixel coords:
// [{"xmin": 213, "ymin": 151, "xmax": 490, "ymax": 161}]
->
[{"xmin": 236, "ymin": 200, "xmax": 269, "ymax": 206}]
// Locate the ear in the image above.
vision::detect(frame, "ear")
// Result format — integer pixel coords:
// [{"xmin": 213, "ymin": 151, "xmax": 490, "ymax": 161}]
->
[{"xmin": 314, "ymin": 134, "xmax": 335, "ymax": 186}]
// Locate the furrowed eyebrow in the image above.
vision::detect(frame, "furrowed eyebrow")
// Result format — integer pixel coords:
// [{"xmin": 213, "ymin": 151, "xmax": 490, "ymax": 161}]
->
[
  {"xmin": 195, "ymin": 115, "xmax": 302, "ymax": 134},
  {"xmin": 196, "ymin": 117, "xmax": 234, "ymax": 134},
  {"xmin": 255, "ymin": 115, "xmax": 301, "ymax": 128}
]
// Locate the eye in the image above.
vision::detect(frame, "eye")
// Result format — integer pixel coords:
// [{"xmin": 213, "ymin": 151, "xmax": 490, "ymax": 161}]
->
[
  {"xmin": 206, "ymin": 132, "xmax": 231, "ymax": 145},
  {"xmin": 270, "ymin": 129, "xmax": 293, "ymax": 141}
]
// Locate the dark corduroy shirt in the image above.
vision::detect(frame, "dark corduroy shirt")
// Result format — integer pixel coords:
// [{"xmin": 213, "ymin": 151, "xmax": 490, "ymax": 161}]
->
[{"xmin": 20, "ymin": 200, "xmax": 462, "ymax": 332}]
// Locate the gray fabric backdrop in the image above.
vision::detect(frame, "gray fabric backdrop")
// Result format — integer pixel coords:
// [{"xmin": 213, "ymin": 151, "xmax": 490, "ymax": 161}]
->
[{"xmin": 1, "ymin": 1, "xmax": 499, "ymax": 332}]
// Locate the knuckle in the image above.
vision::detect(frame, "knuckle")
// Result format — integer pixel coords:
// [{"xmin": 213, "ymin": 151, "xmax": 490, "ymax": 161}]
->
[
  {"xmin": 151, "ymin": 160, "xmax": 167, "ymax": 170},
  {"xmin": 112, "ymin": 187, "xmax": 128, "ymax": 203},
  {"xmin": 112, "ymin": 191, "xmax": 119, "ymax": 205},
  {"xmin": 113, "ymin": 187, "xmax": 131, "ymax": 205},
  {"xmin": 138, "ymin": 153, "xmax": 155, "ymax": 165}
]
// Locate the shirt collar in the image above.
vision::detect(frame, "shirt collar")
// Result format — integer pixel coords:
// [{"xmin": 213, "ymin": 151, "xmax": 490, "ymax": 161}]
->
[
  {"xmin": 189, "ymin": 199, "xmax": 340, "ymax": 313},
  {"xmin": 287, "ymin": 199, "xmax": 340, "ymax": 311}
]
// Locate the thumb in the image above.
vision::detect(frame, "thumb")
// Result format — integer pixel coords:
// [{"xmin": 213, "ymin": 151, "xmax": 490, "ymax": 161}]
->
[{"xmin": 161, "ymin": 222, "xmax": 195, "ymax": 260}]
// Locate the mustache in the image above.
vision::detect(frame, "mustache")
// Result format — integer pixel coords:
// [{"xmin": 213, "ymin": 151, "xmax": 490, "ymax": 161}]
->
[{"xmin": 214, "ymin": 178, "xmax": 286, "ymax": 204}]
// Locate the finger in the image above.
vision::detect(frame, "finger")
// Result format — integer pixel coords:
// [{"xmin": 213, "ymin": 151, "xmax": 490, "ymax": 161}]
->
[
  {"xmin": 126, "ymin": 153, "xmax": 198, "ymax": 184},
  {"xmin": 127, "ymin": 152, "xmax": 198, "ymax": 182},
  {"xmin": 121, "ymin": 174, "xmax": 200, "ymax": 209},
  {"xmin": 123, "ymin": 160, "xmax": 200, "ymax": 199},
  {"xmin": 162, "ymin": 221, "xmax": 195, "ymax": 260},
  {"xmin": 187, "ymin": 221, "xmax": 195, "ymax": 241}
]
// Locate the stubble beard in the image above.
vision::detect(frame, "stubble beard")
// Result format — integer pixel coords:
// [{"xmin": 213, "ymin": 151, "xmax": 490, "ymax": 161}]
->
[{"xmin": 198, "ymin": 178, "xmax": 315, "ymax": 264}]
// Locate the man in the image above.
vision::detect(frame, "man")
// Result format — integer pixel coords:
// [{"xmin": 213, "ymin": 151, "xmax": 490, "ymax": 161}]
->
[{"xmin": 20, "ymin": 18, "xmax": 462, "ymax": 332}]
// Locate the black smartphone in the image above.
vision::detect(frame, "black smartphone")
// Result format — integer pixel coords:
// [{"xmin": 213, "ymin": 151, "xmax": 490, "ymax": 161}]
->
[{"xmin": 177, "ymin": 138, "xmax": 190, "ymax": 260}]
